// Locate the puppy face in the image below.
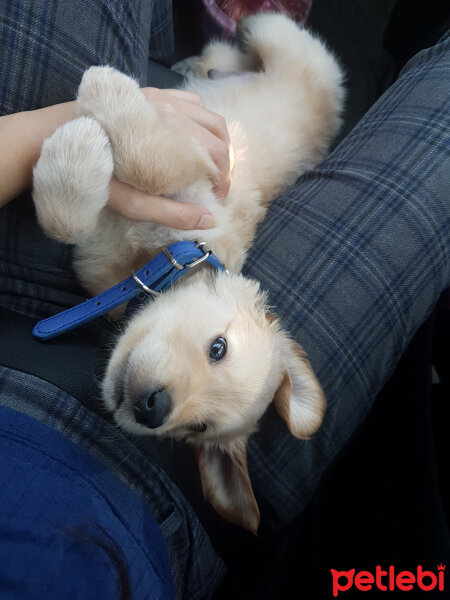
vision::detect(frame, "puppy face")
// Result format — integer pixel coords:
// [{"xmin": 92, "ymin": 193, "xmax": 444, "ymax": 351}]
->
[{"xmin": 103, "ymin": 271, "xmax": 325, "ymax": 532}]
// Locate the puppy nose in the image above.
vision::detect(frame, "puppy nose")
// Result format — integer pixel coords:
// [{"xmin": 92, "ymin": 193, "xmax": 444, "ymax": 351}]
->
[{"xmin": 133, "ymin": 388, "xmax": 171, "ymax": 429}]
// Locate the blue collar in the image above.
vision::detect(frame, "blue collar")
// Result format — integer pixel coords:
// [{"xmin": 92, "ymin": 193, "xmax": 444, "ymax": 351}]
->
[{"xmin": 32, "ymin": 241, "xmax": 227, "ymax": 341}]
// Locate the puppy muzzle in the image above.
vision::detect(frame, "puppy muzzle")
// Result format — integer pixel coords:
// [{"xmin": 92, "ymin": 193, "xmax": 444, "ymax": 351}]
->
[{"xmin": 132, "ymin": 388, "xmax": 172, "ymax": 429}]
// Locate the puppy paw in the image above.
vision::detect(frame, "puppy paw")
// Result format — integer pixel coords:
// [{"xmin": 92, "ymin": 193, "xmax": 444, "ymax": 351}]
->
[
  {"xmin": 171, "ymin": 56, "xmax": 202, "ymax": 77},
  {"xmin": 33, "ymin": 116, "xmax": 113, "ymax": 244},
  {"xmin": 198, "ymin": 40, "xmax": 254, "ymax": 76}
]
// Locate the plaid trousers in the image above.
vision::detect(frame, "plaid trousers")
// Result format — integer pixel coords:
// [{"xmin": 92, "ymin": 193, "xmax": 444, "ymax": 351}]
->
[
  {"xmin": 1, "ymin": 1, "xmax": 449, "ymax": 598},
  {"xmin": 244, "ymin": 34, "xmax": 450, "ymax": 523}
]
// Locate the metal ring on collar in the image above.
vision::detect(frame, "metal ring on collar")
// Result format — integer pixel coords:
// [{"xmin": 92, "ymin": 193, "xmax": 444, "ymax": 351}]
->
[
  {"xmin": 185, "ymin": 250, "xmax": 212, "ymax": 268},
  {"xmin": 132, "ymin": 272, "xmax": 160, "ymax": 296},
  {"xmin": 163, "ymin": 247, "xmax": 184, "ymax": 270},
  {"xmin": 163, "ymin": 242, "xmax": 212, "ymax": 271}
]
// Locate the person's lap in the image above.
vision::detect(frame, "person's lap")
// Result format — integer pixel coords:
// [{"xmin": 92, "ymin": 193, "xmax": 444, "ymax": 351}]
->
[
  {"xmin": 0, "ymin": 2, "xmax": 227, "ymax": 598},
  {"xmin": 244, "ymin": 32, "xmax": 450, "ymax": 525}
]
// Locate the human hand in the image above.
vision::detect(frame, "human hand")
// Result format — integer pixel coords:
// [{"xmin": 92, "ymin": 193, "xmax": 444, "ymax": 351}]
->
[
  {"xmin": 142, "ymin": 87, "xmax": 231, "ymax": 201},
  {"xmin": 1, "ymin": 87, "xmax": 230, "ymax": 232},
  {"xmin": 107, "ymin": 87, "xmax": 232, "ymax": 229},
  {"xmin": 108, "ymin": 176, "xmax": 215, "ymax": 230}
]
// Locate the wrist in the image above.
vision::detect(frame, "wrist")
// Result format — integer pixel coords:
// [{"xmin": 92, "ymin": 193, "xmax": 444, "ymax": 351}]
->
[
  {"xmin": 27, "ymin": 101, "xmax": 77, "ymax": 166},
  {"xmin": 0, "ymin": 101, "xmax": 78, "ymax": 208}
]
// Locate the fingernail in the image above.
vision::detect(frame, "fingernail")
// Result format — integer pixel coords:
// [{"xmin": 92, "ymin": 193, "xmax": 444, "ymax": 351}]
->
[{"xmin": 196, "ymin": 213, "xmax": 215, "ymax": 229}]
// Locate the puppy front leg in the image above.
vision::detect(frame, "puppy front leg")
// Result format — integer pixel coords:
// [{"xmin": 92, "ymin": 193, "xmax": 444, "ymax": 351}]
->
[
  {"xmin": 33, "ymin": 116, "xmax": 113, "ymax": 244},
  {"xmin": 77, "ymin": 66, "xmax": 217, "ymax": 198}
]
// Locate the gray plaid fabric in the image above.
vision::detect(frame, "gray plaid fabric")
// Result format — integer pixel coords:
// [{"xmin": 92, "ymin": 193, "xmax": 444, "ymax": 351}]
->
[
  {"xmin": 1, "ymin": 0, "xmax": 450, "ymax": 598},
  {"xmin": 0, "ymin": 0, "xmax": 171, "ymax": 114},
  {"xmin": 0, "ymin": 2, "xmax": 226, "ymax": 599},
  {"xmin": 244, "ymin": 32, "xmax": 450, "ymax": 524}
]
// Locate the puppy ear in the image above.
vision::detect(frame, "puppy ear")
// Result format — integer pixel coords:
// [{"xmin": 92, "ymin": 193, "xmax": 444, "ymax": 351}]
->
[
  {"xmin": 273, "ymin": 337, "xmax": 326, "ymax": 440},
  {"xmin": 195, "ymin": 438, "xmax": 260, "ymax": 534}
]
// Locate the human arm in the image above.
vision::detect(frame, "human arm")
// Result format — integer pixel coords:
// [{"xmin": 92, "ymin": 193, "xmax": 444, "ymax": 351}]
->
[
  {"xmin": 0, "ymin": 88, "xmax": 231, "ymax": 229},
  {"xmin": 0, "ymin": 102, "xmax": 76, "ymax": 209}
]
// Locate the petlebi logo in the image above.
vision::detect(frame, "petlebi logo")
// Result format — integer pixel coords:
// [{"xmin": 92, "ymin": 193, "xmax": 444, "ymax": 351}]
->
[{"xmin": 330, "ymin": 564, "xmax": 445, "ymax": 596}]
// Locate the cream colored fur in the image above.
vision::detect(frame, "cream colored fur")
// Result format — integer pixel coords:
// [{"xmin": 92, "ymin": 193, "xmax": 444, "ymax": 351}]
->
[{"xmin": 32, "ymin": 13, "xmax": 344, "ymax": 532}]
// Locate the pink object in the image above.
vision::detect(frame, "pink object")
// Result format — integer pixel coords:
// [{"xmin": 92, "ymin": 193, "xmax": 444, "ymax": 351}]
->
[{"xmin": 202, "ymin": 0, "xmax": 312, "ymax": 36}]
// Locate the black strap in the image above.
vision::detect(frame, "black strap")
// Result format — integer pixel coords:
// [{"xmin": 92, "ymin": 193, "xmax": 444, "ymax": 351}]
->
[
  {"xmin": 147, "ymin": 59, "xmax": 184, "ymax": 89},
  {"xmin": 0, "ymin": 306, "xmax": 269, "ymax": 566},
  {"xmin": 0, "ymin": 306, "xmax": 106, "ymax": 401}
]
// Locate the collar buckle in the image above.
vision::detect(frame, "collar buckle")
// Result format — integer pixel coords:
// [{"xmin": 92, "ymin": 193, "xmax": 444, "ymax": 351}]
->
[{"xmin": 163, "ymin": 240, "xmax": 212, "ymax": 270}]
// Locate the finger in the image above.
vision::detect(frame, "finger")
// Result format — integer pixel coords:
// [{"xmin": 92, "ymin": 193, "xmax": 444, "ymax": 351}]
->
[
  {"xmin": 213, "ymin": 152, "xmax": 232, "ymax": 201},
  {"xmin": 167, "ymin": 99, "xmax": 231, "ymax": 147},
  {"xmin": 180, "ymin": 118, "xmax": 231, "ymax": 200},
  {"xmin": 164, "ymin": 89, "xmax": 204, "ymax": 106},
  {"xmin": 167, "ymin": 103, "xmax": 232, "ymax": 200},
  {"xmin": 141, "ymin": 87, "xmax": 205, "ymax": 108},
  {"xmin": 209, "ymin": 136, "xmax": 232, "ymax": 201},
  {"xmin": 141, "ymin": 88, "xmax": 229, "ymax": 145},
  {"xmin": 108, "ymin": 178, "xmax": 215, "ymax": 230}
]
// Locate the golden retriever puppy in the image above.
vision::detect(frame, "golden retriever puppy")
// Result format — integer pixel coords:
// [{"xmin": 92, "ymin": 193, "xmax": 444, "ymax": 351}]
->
[{"xmin": 32, "ymin": 13, "xmax": 344, "ymax": 532}]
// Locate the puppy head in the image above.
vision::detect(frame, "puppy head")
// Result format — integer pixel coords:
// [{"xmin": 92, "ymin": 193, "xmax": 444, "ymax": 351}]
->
[{"xmin": 102, "ymin": 271, "xmax": 325, "ymax": 532}]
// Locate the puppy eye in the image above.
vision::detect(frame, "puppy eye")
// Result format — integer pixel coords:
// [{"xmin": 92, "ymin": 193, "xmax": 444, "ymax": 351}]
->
[
  {"xmin": 189, "ymin": 422, "xmax": 208, "ymax": 433},
  {"xmin": 209, "ymin": 336, "xmax": 227, "ymax": 362}
]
